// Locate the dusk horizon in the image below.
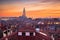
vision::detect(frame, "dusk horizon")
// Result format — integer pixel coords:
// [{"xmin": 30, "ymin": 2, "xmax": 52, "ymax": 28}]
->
[{"xmin": 0, "ymin": 0, "xmax": 60, "ymax": 18}]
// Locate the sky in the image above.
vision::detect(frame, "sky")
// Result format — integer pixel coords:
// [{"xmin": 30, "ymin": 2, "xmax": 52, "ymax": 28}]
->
[{"xmin": 0, "ymin": 0, "xmax": 60, "ymax": 18}]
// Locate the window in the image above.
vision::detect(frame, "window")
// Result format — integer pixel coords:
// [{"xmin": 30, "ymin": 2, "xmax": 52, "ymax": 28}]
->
[
  {"xmin": 30, "ymin": 32, "xmax": 33, "ymax": 36},
  {"xmin": 18, "ymin": 32, "xmax": 22, "ymax": 36},
  {"xmin": 36, "ymin": 28, "xmax": 40, "ymax": 32},
  {"xmin": 22, "ymin": 32, "xmax": 25, "ymax": 36},
  {"xmin": 25, "ymin": 32, "xmax": 30, "ymax": 36},
  {"xmin": 18, "ymin": 32, "xmax": 36, "ymax": 36},
  {"xmin": 30, "ymin": 32, "xmax": 35, "ymax": 36},
  {"xmin": 33, "ymin": 32, "xmax": 35, "ymax": 36}
]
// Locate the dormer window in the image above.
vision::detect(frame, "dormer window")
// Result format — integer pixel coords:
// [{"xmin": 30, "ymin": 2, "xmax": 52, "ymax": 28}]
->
[
  {"xmin": 22, "ymin": 32, "xmax": 25, "ymax": 36},
  {"xmin": 33, "ymin": 32, "xmax": 35, "ymax": 36},
  {"xmin": 18, "ymin": 32, "xmax": 35, "ymax": 36},
  {"xmin": 30, "ymin": 32, "xmax": 33, "ymax": 36},
  {"xmin": 36, "ymin": 28, "xmax": 40, "ymax": 32},
  {"xmin": 26, "ymin": 32, "xmax": 30, "ymax": 36},
  {"xmin": 18, "ymin": 32, "xmax": 22, "ymax": 36}
]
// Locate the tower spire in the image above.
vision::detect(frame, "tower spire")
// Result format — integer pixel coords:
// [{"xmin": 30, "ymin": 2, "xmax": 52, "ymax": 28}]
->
[{"xmin": 22, "ymin": 8, "xmax": 26, "ymax": 17}]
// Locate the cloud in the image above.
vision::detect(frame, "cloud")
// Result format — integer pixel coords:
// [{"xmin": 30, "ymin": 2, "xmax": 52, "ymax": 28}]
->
[
  {"xmin": 0, "ymin": 0, "xmax": 60, "ymax": 3},
  {"xmin": 41, "ymin": 0, "xmax": 60, "ymax": 3},
  {"xmin": 0, "ymin": 0, "xmax": 60, "ymax": 18}
]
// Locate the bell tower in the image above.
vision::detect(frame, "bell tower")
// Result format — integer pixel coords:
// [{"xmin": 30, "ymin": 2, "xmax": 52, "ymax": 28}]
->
[{"xmin": 22, "ymin": 8, "xmax": 26, "ymax": 17}]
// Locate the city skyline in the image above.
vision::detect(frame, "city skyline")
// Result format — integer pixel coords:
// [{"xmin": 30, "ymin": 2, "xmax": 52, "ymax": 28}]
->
[{"xmin": 0, "ymin": 0, "xmax": 60, "ymax": 18}]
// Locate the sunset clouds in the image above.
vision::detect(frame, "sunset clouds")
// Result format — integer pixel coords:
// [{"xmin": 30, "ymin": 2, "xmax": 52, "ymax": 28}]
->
[{"xmin": 0, "ymin": 0, "xmax": 60, "ymax": 18}]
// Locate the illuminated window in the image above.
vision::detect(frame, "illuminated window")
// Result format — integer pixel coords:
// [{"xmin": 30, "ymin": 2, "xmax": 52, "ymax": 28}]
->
[
  {"xmin": 18, "ymin": 32, "xmax": 22, "ymax": 36},
  {"xmin": 18, "ymin": 32, "xmax": 36, "ymax": 36},
  {"xmin": 26, "ymin": 32, "xmax": 30, "ymax": 36},
  {"xmin": 55, "ymin": 22, "xmax": 59, "ymax": 24},
  {"xmin": 33, "ymin": 32, "xmax": 35, "ymax": 36},
  {"xmin": 36, "ymin": 28, "xmax": 40, "ymax": 32}
]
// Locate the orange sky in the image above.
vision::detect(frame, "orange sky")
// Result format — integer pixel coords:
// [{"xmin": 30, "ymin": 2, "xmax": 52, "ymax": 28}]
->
[{"xmin": 0, "ymin": 0, "xmax": 60, "ymax": 18}]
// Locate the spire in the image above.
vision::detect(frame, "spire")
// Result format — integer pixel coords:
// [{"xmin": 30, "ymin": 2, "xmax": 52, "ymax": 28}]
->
[{"xmin": 22, "ymin": 8, "xmax": 26, "ymax": 17}]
